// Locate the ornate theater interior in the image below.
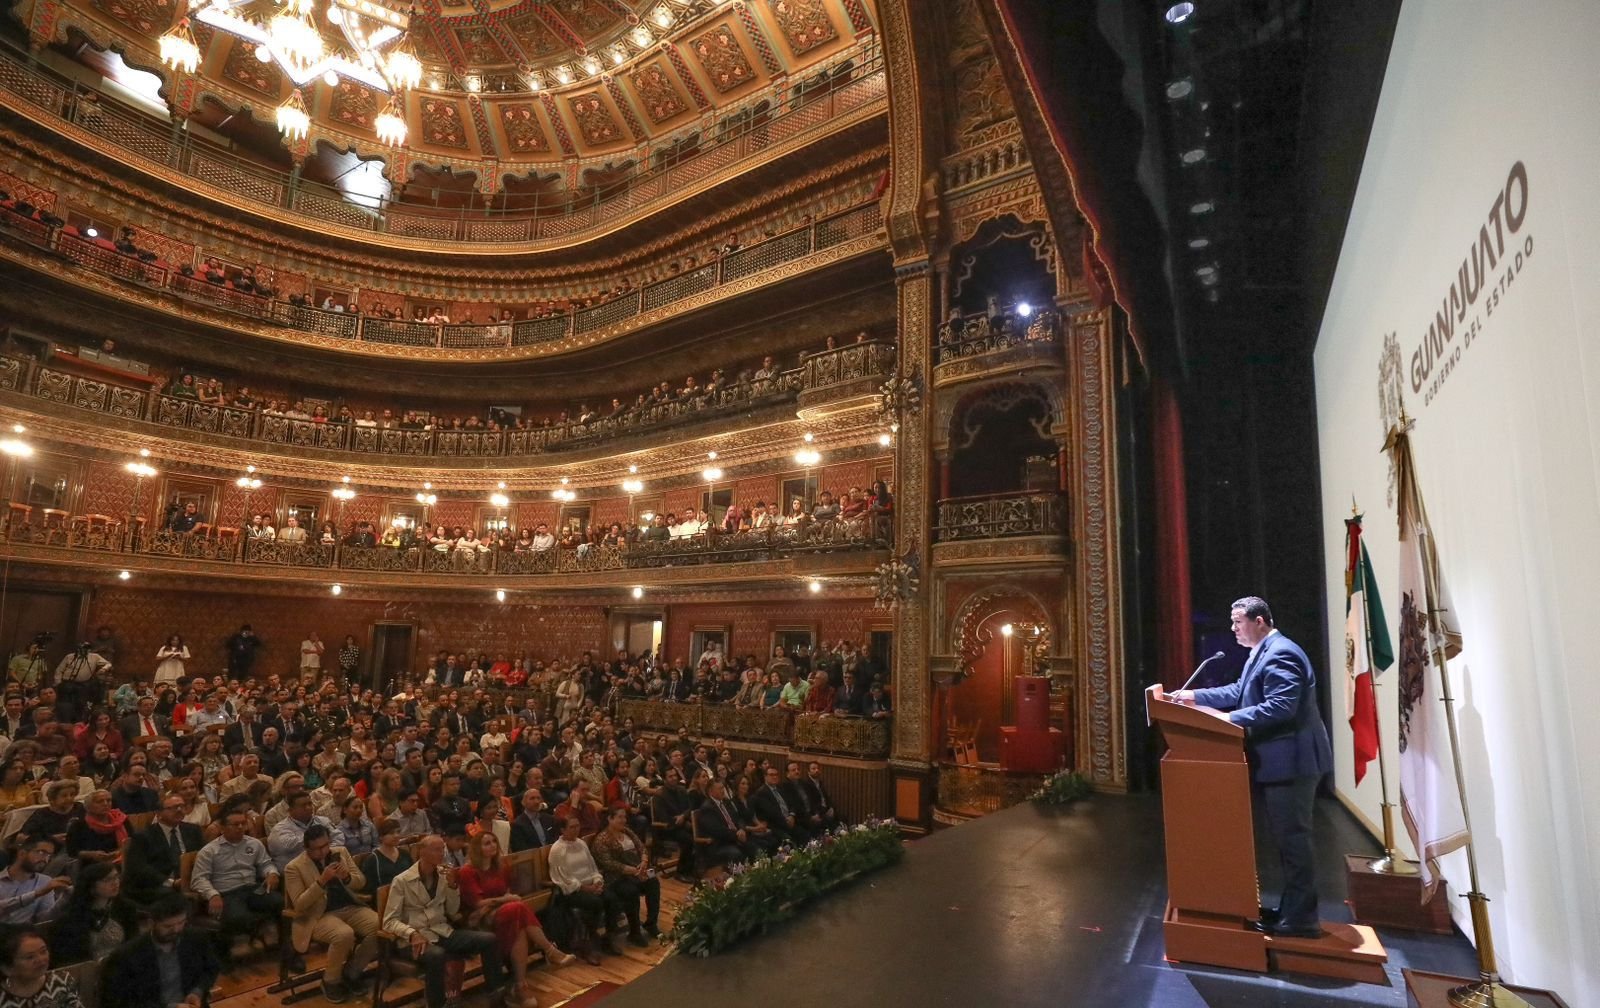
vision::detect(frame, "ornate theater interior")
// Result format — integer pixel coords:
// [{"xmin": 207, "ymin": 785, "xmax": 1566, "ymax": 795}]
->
[{"xmin": 9, "ymin": 0, "xmax": 1591, "ymax": 1005}]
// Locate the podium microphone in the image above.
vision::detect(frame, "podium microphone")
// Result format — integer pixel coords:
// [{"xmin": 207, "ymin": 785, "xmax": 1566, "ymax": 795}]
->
[{"xmin": 1176, "ymin": 651, "xmax": 1227, "ymax": 694}]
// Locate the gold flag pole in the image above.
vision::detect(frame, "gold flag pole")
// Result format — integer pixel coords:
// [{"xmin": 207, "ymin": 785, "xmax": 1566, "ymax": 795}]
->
[
  {"xmin": 1351, "ymin": 497, "xmax": 1416, "ymax": 876},
  {"xmin": 1395, "ymin": 414, "xmax": 1530, "ymax": 1008}
]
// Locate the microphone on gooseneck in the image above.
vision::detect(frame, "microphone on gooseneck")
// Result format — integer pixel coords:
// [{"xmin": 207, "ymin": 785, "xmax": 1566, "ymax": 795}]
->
[{"xmin": 1177, "ymin": 651, "xmax": 1228, "ymax": 694}]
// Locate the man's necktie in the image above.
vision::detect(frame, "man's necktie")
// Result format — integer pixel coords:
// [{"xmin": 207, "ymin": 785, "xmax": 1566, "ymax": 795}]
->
[
  {"xmin": 168, "ymin": 826, "xmax": 183, "ymax": 861},
  {"xmin": 773, "ymin": 789, "xmax": 790, "ymax": 818},
  {"xmin": 143, "ymin": 718, "xmax": 156, "ymax": 737},
  {"xmin": 717, "ymin": 801, "xmax": 735, "ymax": 830}
]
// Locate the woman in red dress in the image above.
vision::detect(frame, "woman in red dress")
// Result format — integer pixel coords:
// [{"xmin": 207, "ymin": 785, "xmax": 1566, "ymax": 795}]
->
[{"xmin": 457, "ymin": 831, "xmax": 575, "ymax": 1007}]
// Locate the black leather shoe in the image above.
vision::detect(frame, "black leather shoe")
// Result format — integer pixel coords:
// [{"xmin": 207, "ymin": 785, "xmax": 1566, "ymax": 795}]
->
[
  {"xmin": 1258, "ymin": 906, "xmax": 1281, "ymax": 926},
  {"xmin": 1245, "ymin": 918, "xmax": 1272, "ymax": 934}
]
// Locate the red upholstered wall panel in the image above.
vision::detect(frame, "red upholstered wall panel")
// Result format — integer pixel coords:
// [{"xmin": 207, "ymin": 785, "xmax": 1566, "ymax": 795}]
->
[
  {"xmin": 77, "ymin": 461, "xmax": 159, "ymax": 521},
  {"xmin": 663, "ymin": 599, "xmax": 879, "ymax": 664}
]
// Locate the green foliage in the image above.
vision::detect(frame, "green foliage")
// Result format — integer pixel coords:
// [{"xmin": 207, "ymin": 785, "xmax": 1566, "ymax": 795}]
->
[
  {"xmin": 1030, "ymin": 770, "xmax": 1093, "ymax": 806},
  {"xmin": 669, "ymin": 820, "xmax": 905, "ymax": 957}
]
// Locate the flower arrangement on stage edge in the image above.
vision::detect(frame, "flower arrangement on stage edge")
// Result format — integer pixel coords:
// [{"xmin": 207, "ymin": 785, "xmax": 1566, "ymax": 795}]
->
[
  {"xmin": 669, "ymin": 818, "xmax": 905, "ymax": 957},
  {"xmin": 1030, "ymin": 770, "xmax": 1092, "ymax": 806}
]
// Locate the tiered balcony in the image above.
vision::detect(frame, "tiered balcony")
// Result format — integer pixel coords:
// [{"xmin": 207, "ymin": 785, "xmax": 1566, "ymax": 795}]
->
[
  {"xmin": 0, "ymin": 340, "xmax": 892, "ymax": 462},
  {"xmin": 935, "ymin": 492, "xmax": 1068, "ymax": 542},
  {"xmin": 931, "ymin": 307, "xmax": 1065, "ymax": 387}
]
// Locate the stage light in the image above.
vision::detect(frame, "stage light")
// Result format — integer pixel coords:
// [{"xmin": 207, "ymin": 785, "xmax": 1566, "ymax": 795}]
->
[
  {"xmin": 631, "ymin": 586, "xmax": 644, "ymax": 599},
  {"xmin": 139, "ymin": 448, "xmax": 150, "ymax": 456},
  {"xmin": 1165, "ymin": 78, "xmax": 1193, "ymax": 100},
  {"xmin": 1190, "ymin": 200, "xmax": 1215, "ymax": 215},
  {"xmin": 495, "ymin": 589, "xmax": 506, "ymax": 602},
  {"xmin": 1195, "ymin": 264, "xmax": 1217, "ymax": 278},
  {"xmin": 1016, "ymin": 302, "xmax": 1033, "ymax": 317},
  {"xmin": 628, "ymin": 464, "xmax": 638, "ymax": 474},
  {"xmin": 1188, "ymin": 237, "xmax": 1211, "ymax": 249},
  {"xmin": 424, "ymin": 481, "xmax": 432, "ymax": 489},
  {"xmin": 341, "ymin": 475, "xmax": 350, "ymax": 483},
  {"xmin": 117, "ymin": 570, "xmax": 131, "ymax": 580},
  {"xmin": 497, "ymin": 481, "xmax": 507, "ymax": 489},
  {"xmin": 1002, "ymin": 623, "xmax": 1014, "ymax": 637},
  {"xmin": 1165, "ymin": 3, "xmax": 1195, "ymax": 24},
  {"xmin": 707, "ymin": 451, "xmax": 718, "ymax": 460},
  {"xmin": 1181, "ymin": 147, "xmax": 1206, "ymax": 164},
  {"xmin": 331, "ymin": 584, "xmax": 343, "ymax": 595},
  {"xmin": 803, "ymin": 432, "xmax": 814, "ymax": 443},
  {"xmin": 559, "ymin": 477, "xmax": 569, "ymax": 485},
  {"xmin": 808, "ymin": 580, "xmax": 822, "ymax": 593},
  {"xmin": 85, "ymin": 227, "xmax": 98, "ymax": 238}
]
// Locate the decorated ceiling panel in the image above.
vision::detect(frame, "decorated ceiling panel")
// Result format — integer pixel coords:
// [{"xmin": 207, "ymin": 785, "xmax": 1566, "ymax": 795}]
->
[{"xmin": 29, "ymin": 0, "xmax": 875, "ymax": 164}]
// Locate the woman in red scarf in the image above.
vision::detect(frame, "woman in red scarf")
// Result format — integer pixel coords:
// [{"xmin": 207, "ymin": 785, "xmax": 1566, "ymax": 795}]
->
[{"xmin": 65, "ymin": 789, "xmax": 126, "ymax": 864}]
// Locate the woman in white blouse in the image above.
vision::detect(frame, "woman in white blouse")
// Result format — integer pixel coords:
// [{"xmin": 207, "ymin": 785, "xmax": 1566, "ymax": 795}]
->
[
  {"xmin": 548, "ymin": 815, "xmax": 624, "ymax": 962},
  {"xmin": 154, "ymin": 634, "xmax": 189, "ymax": 685}
]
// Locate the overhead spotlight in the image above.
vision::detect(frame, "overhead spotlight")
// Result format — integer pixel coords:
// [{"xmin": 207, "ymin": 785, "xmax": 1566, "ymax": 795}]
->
[
  {"xmin": 495, "ymin": 589, "xmax": 506, "ymax": 602},
  {"xmin": 1199, "ymin": 271, "xmax": 1221, "ymax": 287},
  {"xmin": 707, "ymin": 451, "xmax": 718, "ymax": 460},
  {"xmin": 497, "ymin": 481, "xmax": 507, "ymax": 489},
  {"xmin": 331, "ymin": 584, "xmax": 343, "ymax": 595},
  {"xmin": 341, "ymin": 475, "xmax": 351, "ymax": 483},
  {"xmin": 1180, "ymin": 147, "xmax": 1206, "ymax": 164},
  {"xmin": 1188, "ymin": 237, "xmax": 1211, "ymax": 250},
  {"xmin": 631, "ymin": 586, "xmax": 644, "ymax": 599},
  {"xmin": 139, "ymin": 447, "xmax": 150, "ymax": 456},
  {"xmin": 808, "ymin": 580, "xmax": 822, "ymax": 593},
  {"xmin": 423, "ymin": 481, "xmax": 432, "ymax": 489},
  {"xmin": 246, "ymin": 464, "xmax": 257, "ymax": 473},
  {"xmin": 802, "ymin": 432, "xmax": 814, "ymax": 443},
  {"xmin": 628, "ymin": 464, "xmax": 638, "ymax": 474},
  {"xmin": 117, "ymin": 570, "xmax": 131, "ymax": 580},
  {"xmin": 1165, "ymin": 2, "xmax": 1196, "ymax": 24},
  {"xmin": 878, "ymin": 433, "xmax": 892, "ymax": 447},
  {"xmin": 560, "ymin": 477, "xmax": 569, "ymax": 485},
  {"xmin": 1189, "ymin": 200, "xmax": 1215, "ymax": 215},
  {"xmin": 1164, "ymin": 78, "xmax": 1193, "ymax": 100},
  {"xmin": 1194, "ymin": 264, "xmax": 1217, "ymax": 278},
  {"xmin": 1016, "ymin": 302, "xmax": 1033, "ymax": 317},
  {"xmin": 85, "ymin": 227, "xmax": 98, "ymax": 238}
]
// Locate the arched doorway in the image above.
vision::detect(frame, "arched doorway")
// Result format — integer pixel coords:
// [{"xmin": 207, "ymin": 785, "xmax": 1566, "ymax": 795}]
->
[{"xmin": 945, "ymin": 589, "xmax": 1052, "ymax": 763}]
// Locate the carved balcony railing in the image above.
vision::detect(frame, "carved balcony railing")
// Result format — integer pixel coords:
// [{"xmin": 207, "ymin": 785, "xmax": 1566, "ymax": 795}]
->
[
  {"xmin": 1, "ymin": 200, "xmax": 881, "ymax": 355},
  {"xmin": 616, "ymin": 699, "xmax": 890, "ymax": 757},
  {"xmin": 935, "ymin": 492, "xmax": 1068, "ymax": 542},
  {"xmin": 934, "ymin": 307, "xmax": 1064, "ymax": 378},
  {"xmin": 4, "ymin": 354, "xmax": 808, "ymax": 460},
  {"xmin": 0, "ymin": 33, "xmax": 884, "ymax": 247},
  {"xmin": 4, "ymin": 518, "xmax": 889, "ymax": 578}
]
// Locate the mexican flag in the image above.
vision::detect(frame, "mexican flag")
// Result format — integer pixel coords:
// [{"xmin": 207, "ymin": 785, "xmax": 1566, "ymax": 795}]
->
[{"xmin": 1344, "ymin": 515, "xmax": 1393, "ymax": 786}]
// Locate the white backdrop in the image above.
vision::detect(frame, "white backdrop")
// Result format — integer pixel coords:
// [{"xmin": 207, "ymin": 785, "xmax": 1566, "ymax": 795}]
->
[{"xmin": 1315, "ymin": 0, "xmax": 1600, "ymax": 1000}]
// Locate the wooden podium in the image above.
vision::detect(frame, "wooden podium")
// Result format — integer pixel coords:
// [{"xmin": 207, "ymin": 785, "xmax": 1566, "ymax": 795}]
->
[{"xmin": 1147, "ymin": 686, "xmax": 1388, "ymax": 982}]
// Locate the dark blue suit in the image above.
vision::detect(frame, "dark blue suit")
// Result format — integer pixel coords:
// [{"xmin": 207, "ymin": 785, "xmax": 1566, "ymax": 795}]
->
[{"xmin": 1194, "ymin": 630, "xmax": 1331, "ymax": 929}]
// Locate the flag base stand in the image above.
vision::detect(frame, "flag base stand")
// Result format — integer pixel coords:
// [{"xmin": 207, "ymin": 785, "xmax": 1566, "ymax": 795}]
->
[
  {"xmin": 1367, "ymin": 852, "xmax": 1420, "ymax": 876},
  {"xmin": 1404, "ymin": 970, "xmax": 1568, "ymax": 1008},
  {"xmin": 1345, "ymin": 855, "xmax": 1453, "ymax": 934}
]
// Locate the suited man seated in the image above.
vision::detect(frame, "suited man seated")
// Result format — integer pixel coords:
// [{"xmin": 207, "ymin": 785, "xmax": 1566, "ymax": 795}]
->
[
  {"xmin": 799, "ymin": 762, "xmax": 840, "ymax": 828},
  {"xmin": 101, "ymin": 890, "xmax": 221, "ymax": 1008},
  {"xmin": 285, "ymin": 823, "xmax": 380, "ymax": 1003},
  {"xmin": 510, "ymin": 786, "xmax": 557, "ymax": 852},
  {"xmin": 125, "ymin": 792, "xmax": 205, "ymax": 903},
  {"xmin": 223, "ymin": 706, "xmax": 266, "ymax": 755},
  {"xmin": 120, "ymin": 695, "xmax": 171, "ymax": 744},
  {"xmin": 1166, "ymin": 595, "xmax": 1333, "ymax": 940},
  {"xmin": 831, "ymin": 671, "xmax": 866, "ymax": 717},
  {"xmin": 693, "ymin": 779, "xmax": 756, "ymax": 868},
  {"xmin": 752, "ymin": 766, "xmax": 808, "ymax": 843}
]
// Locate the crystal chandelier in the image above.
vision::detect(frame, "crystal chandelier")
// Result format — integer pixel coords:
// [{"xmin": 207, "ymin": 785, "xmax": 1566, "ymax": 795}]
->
[
  {"xmin": 267, "ymin": 0, "xmax": 324, "ymax": 74},
  {"xmin": 373, "ymin": 94, "xmax": 406, "ymax": 146},
  {"xmin": 275, "ymin": 88, "xmax": 311, "ymax": 140},
  {"xmin": 158, "ymin": 17, "xmax": 200, "ymax": 73}
]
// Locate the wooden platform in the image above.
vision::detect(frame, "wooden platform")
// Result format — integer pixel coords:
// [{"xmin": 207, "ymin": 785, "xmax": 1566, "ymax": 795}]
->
[
  {"xmin": 214, "ymin": 876, "xmax": 691, "ymax": 1008},
  {"xmin": 1404, "ymin": 970, "xmax": 1572, "ymax": 1008},
  {"xmin": 1163, "ymin": 904, "xmax": 1388, "ymax": 983},
  {"xmin": 1345, "ymin": 854, "xmax": 1455, "ymax": 934}
]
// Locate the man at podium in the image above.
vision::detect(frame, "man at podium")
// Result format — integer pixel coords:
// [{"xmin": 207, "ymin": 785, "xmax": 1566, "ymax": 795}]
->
[{"xmin": 1166, "ymin": 596, "xmax": 1332, "ymax": 938}]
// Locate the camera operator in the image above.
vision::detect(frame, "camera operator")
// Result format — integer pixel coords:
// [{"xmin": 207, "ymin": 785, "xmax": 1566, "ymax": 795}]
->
[
  {"xmin": 55, "ymin": 641, "xmax": 112, "ymax": 723},
  {"xmin": 6, "ymin": 638, "xmax": 50, "ymax": 691}
]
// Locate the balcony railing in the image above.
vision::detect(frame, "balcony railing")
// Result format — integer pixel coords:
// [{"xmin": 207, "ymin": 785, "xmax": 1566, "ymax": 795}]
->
[
  {"xmin": 935, "ymin": 492, "xmax": 1068, "ymax": 542},
  {"xmin": 4, "ymin": 513, "xmax": 889, "ymax": 577},
  {"xmin": 935, "ymin": 307, "xmax": 1063, "ymax": 366},
  {"xmin": 617, "ymin": 699, "xmax": 890, "ymax": 758},
  {"xmin": 3, "ymin": 340, "xmax": 891, "ymax": 459},
  {"xmin": 9, "ymin": 201, "xmax": 883, "ymax": 354},
  {"xmin": 0, "ymin": 33, "xmax": 885, "ymax": 247}
]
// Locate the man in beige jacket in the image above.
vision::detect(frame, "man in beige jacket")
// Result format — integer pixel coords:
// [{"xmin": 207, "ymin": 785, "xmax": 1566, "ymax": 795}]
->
[
  {"xmin": 284, "ymin": 823, "xmax": 379, "ymax": 1003},
  {"xmin": 381, "ymin": 834, "xmax": 511, "ymax": 1008}
]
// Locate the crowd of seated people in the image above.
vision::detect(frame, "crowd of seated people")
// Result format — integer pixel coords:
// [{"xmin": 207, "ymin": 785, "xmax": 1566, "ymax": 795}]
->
[
  {"xmin": 144, "ymin": 336, "xmax": 855, "ymax": 439},
  {"xmin": 0, "ymin": 631, "xmax": 882, "ymax": 1007}
]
